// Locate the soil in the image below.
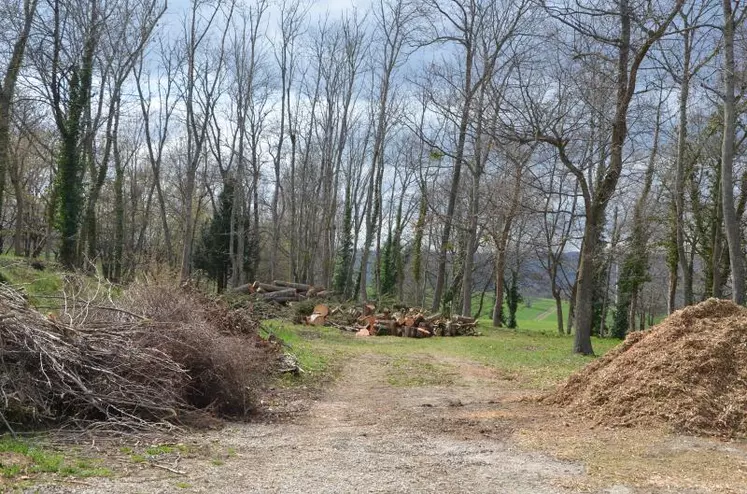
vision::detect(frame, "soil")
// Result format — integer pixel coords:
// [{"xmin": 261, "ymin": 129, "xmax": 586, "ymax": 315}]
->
[{"xmin": 22, "ymin": 351, "xmax": 747, "ymax": 494}]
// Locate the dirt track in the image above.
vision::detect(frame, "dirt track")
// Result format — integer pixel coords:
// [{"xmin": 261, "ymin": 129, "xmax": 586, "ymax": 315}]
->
[{"xmin": 32, "ymin": 352, "xmax": 746, "ymax": 494}]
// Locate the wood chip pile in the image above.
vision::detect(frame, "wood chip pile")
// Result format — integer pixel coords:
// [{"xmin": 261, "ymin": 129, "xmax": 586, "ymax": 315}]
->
[
  {"xmin": 547, "ymin": 298, "xmax": 747, "ymax": 437},
  {"xmin": 303, "ymin": 303, "xmax": 479, "ymax": 338},
  {"xmin": 231, "ymin": 280, "xmax": 333, "ymax": 303}
]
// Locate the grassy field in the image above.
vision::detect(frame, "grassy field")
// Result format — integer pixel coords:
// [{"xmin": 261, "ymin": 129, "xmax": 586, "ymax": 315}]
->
[{"xmin": 265, "ymin": 309, "xmax": 618, "ymax": 390}]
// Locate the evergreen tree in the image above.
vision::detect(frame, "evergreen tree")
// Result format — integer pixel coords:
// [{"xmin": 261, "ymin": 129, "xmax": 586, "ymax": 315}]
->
[
  {"xmin": 332, "ymin": 185, "xmax": 354, "ymax": 298},
  {"xmin": 194, "ymin": 182, "xmax": 234, "ymax": 292},
  {"xmin": 380, "ymin": 232, "xmax": 397, "ymax": 297},
  {"xmin": 613, "ymin": 224, "xmax": 650, "ymax": 339}
]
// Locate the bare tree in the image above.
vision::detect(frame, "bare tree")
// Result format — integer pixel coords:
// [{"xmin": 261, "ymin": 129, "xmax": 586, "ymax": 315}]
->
[
  {"xmin": 528, "ymin": 0, "xmax": 684, "ymax": 354},
  {"xmin": 358, "ymin": 0, "xmax": 416, "ymax": 302},
  {"xmin": 0, "ymin": 0, "xmax": 37, "ymax": 243},
  {"xmin": 179, "ymin": 0, "xmax": 235, "ymax": 282}
]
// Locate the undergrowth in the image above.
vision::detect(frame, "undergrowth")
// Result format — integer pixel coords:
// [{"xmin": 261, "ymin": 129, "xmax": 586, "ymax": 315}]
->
[{"xmin": 0, "ymin": 436, "xmax": 111, "ymax": 480}]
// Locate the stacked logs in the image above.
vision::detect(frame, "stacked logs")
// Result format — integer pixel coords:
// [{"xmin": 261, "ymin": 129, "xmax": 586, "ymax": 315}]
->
[
  {"xmin": 315, "ymin": 304, "xmax": 478, "ymax": 338},
  {"xmin": 231, "ymin": 280, "xmax": 333, "ymax": 303}
]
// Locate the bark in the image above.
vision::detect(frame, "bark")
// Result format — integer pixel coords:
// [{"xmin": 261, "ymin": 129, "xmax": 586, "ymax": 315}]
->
[
  {"xmin": 0, "ymin": 0, "xmax": 37, "ymax": 241},
  {"xmin": 432, "ymin": 47, "xmax": 472, "ymax": 311},
  {"xmin": 545, "ymin": 0, "xmax": 684, "ymax": 354},
  {"xmin": 180, "ymin": 0, "xmax": 234, "ymax": 283},
  {"xmin": 554, "ymin": 288, "xmax": 564, "ymax": 335},
  {"xmin": 491, "ymin": 161, "xmax": 523, "ymax": 326},
  {"xmin": 674, "ymin": 28, "xmax": 693, "ymax": 306},
  {"xmin": 667, "ymin": 201, "xmax": 679, "ymax": 314},
  {"xmin": 359, "ymin": 1, "xmax": 407, "ymax": 301},
  {"xmin": 720, "ymin": 0, "xmax": 745, "ymax": 304},
  {"xmin": 112, "ymin": 114, "xmax": 125, "ymax": 282}
]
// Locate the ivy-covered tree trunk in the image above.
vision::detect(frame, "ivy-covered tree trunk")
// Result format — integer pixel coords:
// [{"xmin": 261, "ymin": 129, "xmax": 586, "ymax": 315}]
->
[
  {"xmin": 412, "ymin": 193, "xmax": 426, "ymax": 305},
  {"xmin": 113, "ymin": 128, "xmax": 125, "ymax": 282},
  {"xmin": 52, "ymin": 0, "xmax": 97, "ymax": 270},
  {"xmin": 666, "ymin": 201, "xmax": 679, "ymax": 314},
  {"xmin": 506, "ymin": 270, "xmax": 521, "ymax": 329},
  {"xmin": 613, "ymin": 98, "xmax": 660, "ymax": 337}
]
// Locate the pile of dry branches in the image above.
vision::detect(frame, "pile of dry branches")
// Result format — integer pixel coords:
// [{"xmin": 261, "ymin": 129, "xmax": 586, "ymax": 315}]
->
[{"xmin": 0, "ymin": 283, "xmax": 276, "ymax": 433}]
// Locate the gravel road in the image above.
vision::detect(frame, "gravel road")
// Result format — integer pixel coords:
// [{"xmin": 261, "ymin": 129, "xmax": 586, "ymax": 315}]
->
[{"xmin": 30, "ymin": 353, "xmax": 643, "ymax": 494}]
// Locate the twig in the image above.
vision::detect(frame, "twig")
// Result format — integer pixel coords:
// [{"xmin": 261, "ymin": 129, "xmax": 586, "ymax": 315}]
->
[
  {"xmin": 0, "ymin": 410, "xmax": 17, "ymax": 438},
  {"xmin": 58, "ymin": 479, "xmax": 93, "ymax": 486},
  {"xmin": 34, "ymin": 299, "xmax": 146, "ymax": 320},
  {"xmin": 151, "ymin": 463, "xmax": 186, "ymax": 475}
]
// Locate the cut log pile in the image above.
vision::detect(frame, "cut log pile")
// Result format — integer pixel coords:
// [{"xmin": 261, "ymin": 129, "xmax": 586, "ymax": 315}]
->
[
  {"xmin": 304, "ymin": 303, "xmax": 479, "ymax": 338},
  {"xmin": 230, "ymin": 280, "xmax": 333, "ymax": 303}
]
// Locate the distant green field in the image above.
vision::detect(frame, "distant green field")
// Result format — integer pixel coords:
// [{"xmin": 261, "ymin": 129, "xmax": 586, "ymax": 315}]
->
[{"xmin": 469, "ymin": 293, "xmax": 570, "ymax": 334}]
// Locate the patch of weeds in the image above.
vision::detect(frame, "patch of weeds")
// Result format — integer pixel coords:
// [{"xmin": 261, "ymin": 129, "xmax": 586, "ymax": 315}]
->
[
  {"xmin": 386, "ymin": 357, "xmax": 459, "ymax": 387},
  {"xmin": 129, "ymin": 454, "xmax": 147, "ymax": 464},
  {"xmin": 226, "ymin": 447, "xmax": 237, "ymax": 458},
  {"xmin": 0, "ymin": 436, "xmax": 112, "ymax": 479},
  {"xmin": 175, "ymin": 481, "xmax": 192, "ymax": 489},
  {"xmin": 145, "ymin": 444, "xmax": 177, "ymax": 456},
  {"xmin": 211, "ymin": 458, "xmax": 225, "ymax": 466}
]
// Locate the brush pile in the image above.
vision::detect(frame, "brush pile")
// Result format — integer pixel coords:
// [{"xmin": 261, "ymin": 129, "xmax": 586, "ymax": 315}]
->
[
  {"xmin": 0, "ymin": 284, "xmax": 277, "ymax": 433},
  {"xmin": 231, "ymin": 280, "xmax": 333, "ymax": 303},
  {"xmin": 547, "ymin": 298, "xmax": 747, "ymax": 437},
  {"xmin": 306, "ymin": 303, "xmax": 479, "ymax": 338}
]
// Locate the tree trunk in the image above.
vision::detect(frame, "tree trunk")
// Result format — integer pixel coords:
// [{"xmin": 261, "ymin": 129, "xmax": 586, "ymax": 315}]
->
[
  {"xmin": 721, "ymin": 0, "xmax": 745, "ymax": 304},
  {"xmin": 573, "ymin": 214, "xmax": 598, "ymax": 354},
  {"xmin": 113, "ymin": 133, "xmax": 125, "ymax": 282},
  {"xmin": 9, "ymin": 152, "xmax": 24, "ymax": 256},
  {"xmin": 667, "ymin": 201, "xmax": 679, "ymax": 313},
  {"xmin": 674, "ymin": 29, "xmax": 693, "ymax": 306},
  {"xmin": 0, "ymin": 0, "xmax": 37, "ymax": 237},
  {"xmin": 492, "ymin": 247, "xmax": 507, "ymax": 327},
  {"xmin": 554, "ymin": 287, "xmax": 564, "ymax": 335},
  {"xmin": 462, "ymin": 173, "xmax": 480, "ymax": 316}
]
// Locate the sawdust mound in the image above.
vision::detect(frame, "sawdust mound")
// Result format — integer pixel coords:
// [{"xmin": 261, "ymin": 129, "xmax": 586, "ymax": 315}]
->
[{"xmin": 548, "ymin": 298, "xmax": 747, "ymax": 436}]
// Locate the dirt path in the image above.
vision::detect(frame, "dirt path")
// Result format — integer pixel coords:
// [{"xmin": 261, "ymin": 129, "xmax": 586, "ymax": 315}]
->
[{"xmin": 35, "ymin": 353, "xmax": 716, "ymax": 493}]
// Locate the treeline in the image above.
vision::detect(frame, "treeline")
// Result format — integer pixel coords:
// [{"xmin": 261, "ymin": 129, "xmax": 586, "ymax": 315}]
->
[{"xmin": 0, "ymin": 0, "xmax": 744, "ymax": 354}]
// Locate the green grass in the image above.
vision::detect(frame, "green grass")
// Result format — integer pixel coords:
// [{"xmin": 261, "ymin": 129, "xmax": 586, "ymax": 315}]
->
[
  {"xmin": 145, "ymin": 444, "xmax": 189, "ymax": 456},
  {"xmin": 0, "ymin": 255, "xmax": 64, "ymax": 307},
  {"xmin": 472, "ymin": 294, "xmax": 570, "ymax": 330},
  {"xmin": 265, "ymin": 318, "xmax": 619, "ymax": 389},
  {"xmin": 0, "ymin": 436, "xmax": 111, "ymax": 479}
]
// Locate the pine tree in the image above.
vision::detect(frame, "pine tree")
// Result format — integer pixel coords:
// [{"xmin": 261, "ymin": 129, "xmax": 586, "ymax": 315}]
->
[
  {"xmin": 194, "ymin": 182, "xmax": 234, "ymax": 292},
  {"xmin": 332, "ymin": 185, "xmax": 354, "ymax": 298},
  {"xmin": 380, "ymin": 232, "xmax": 397, "ymax": 297}
]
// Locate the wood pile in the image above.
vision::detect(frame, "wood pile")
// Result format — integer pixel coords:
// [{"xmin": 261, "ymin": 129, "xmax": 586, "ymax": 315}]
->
[
  {"xmin": 304, "ymin": 303, "xmax": 479, "ymax": 338},
  {"xmin": 230, "ymin": 280, "xmax": 334, "ymax": 303}
]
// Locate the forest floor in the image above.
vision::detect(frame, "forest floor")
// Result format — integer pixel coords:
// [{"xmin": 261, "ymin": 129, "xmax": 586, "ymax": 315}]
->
[{"xmin": 9, "ymin": 321, "xmax": 747, "ymax": 494}]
